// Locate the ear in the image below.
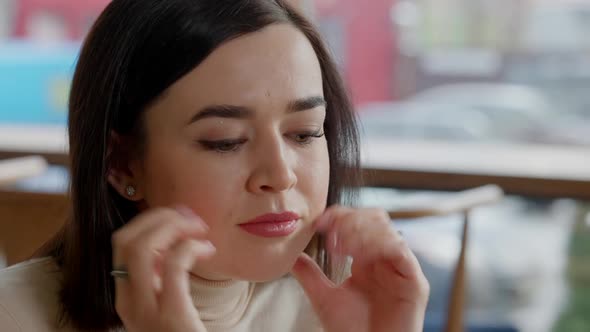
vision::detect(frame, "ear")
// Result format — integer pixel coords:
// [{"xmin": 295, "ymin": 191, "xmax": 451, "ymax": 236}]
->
[{"xmin": 106, "ymin": 132, "xmax": 145, "ymax": 202}]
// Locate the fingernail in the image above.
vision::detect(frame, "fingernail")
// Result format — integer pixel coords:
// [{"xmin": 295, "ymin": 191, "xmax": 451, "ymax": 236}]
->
[
  {"xmin": 292, "ymin": 255, "xmax": 305, "ymax": 270},
  {"xmin": 175, "ymin": 205, "xmax": 209, "ymax": 230},
  {"xmin": 331, "ymin": 232, "xmax": 339, "ymax": 253},
  {"xmin": 175, "ymin": 205, "xmax": 196, "ymax": 218},
  {"xmin": 332, "ymin": 232, "xmax": 345, "ymax": 255},
  {"xmin": 203, "ymin": 241, "xmax": 216, "ymax": 253}
]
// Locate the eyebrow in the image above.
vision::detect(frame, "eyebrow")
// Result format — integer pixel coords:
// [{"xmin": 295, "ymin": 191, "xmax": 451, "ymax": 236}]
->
[
  {"xmin": 287, "ymin": 96, "xmax": 327, "ymax": 113},
  {"xmin": 188, "ymin": 96, "xmax": 327, "ymax": 124}
]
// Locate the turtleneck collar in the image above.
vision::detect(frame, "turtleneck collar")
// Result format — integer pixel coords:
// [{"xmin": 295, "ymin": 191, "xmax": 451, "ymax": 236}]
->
[{"xmin": 189, "ymin": 275, "xmax": 255, "ymax": 328}]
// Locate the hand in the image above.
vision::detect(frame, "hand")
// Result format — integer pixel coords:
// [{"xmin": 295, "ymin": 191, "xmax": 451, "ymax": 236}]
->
[
  {"xmin": 111, "ymin": 207, "xmax": 215, "ymax": 332},
  {"xmin": 291, "ymin": 206, "xmax": 430, "ymax": 332}
]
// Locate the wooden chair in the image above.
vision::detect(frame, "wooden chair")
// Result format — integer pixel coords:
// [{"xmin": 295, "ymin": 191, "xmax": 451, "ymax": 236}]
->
[
  {"xmin": 387, "ymin": 185, "xmax": 504, "ymax": 332},
  {"xmin": 0, "ymin": 156, "xmax": 67, "ymax": 266},
  {"xmin": 0, "ymin": 190, "xmax": 68, "ymax": 266}
]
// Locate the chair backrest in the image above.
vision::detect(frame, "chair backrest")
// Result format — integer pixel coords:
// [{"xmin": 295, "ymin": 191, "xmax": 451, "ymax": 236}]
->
[{"xmin": 388, "ymin": 185, "xmax": 504, "ymax": 332}]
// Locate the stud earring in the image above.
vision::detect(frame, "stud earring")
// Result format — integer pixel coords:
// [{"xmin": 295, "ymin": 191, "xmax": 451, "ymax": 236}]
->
[{"xmin": 126, "ymin": 185, "xmax": 136, "ymax": 197}]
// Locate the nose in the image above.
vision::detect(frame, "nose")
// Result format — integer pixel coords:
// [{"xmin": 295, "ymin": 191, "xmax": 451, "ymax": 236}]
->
[{"xmin": 246, "ymin": 135, "xmax": 297, "ymax": 194}]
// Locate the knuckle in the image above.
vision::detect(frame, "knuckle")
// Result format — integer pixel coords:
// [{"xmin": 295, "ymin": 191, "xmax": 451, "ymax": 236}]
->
[
  {"xmin": 163, "ymin": 256, "xmax": 185, "ymax": 273},
  {"xmin": 165, "ymin": 244, "xmax": 191, "ymax": 267},
  {"xmin": 423, "ymin": 277, "xmax": 431, "ymax": 294},
  {"xmin": 146, "ymin": 218, "xmax": 184, "ymax": 241},
  {"xmin": 417, "ymin": 274, "xmax": 431, "ymax": 298},
  {"xmin": 401, "ymin": 246, "xmax": 413, "ymax": 261},
  {"xmin": 149, "ymin": 207, "xmax": 182, "ymax": 224},
  {"xmin": 399, "ymin": 247, "xmax": 411, "ymax": 262},
  {"xmin": 111, "ymin": 231, "xmax": 128, "ymax": 249},
  {"xmin": 124, "ymin": 246, "xmax": 143, "ymax": 264},
  {"xmin": 372, "ymin": 208, "xmax": 390, "ymax": 224},
  {"xmin": 392, "ymin": 244, "xmax": 412, "ymax": 264},
  {"xmin": 152, "ymin": 206, "xmax": 175, "ymax": 217},
  {"xmin": 189, "ymin": 240, "xmax": 205, "ymax": 254},
  {"xmin": 167, "ymin": 211, "xmax": 201, "ymax": 230},
  {"xmin": 340, "ymin": 210, "xmax": 358, "ymax": 225},
  {"xmin": 351, "ymin": 220, "xmax": 363, "ymax": 233}
]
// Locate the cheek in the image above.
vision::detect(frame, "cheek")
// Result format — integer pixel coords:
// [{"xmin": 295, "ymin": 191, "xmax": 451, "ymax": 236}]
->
[
  {"xmin": 139, "ymin": 138, "xmax": 330, "ymax": 226},
  {"xmin": 140, "ymin": 145, "xmax": 244, "ymax": 219},
  {"xmin": 297, "ymin": 145, "xmax": 331, "ymax": 217}
]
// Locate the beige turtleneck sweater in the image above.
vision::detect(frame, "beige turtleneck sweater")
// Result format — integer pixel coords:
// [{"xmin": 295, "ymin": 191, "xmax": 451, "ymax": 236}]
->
[{"xmin": 0, "ymin": 258, "xmax": 321, "ymax": 331}]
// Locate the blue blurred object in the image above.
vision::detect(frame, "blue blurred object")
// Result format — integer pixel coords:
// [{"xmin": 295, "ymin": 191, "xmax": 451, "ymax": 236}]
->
[
  {"xmin": 9, "ymin": 165, "xmax": 69, "ymax": 193},
  {"xmin": 0, "ymin": 41, "xmax": 79, "ymax": 125},
  {"xmin": 424, "ymin": 311, "xmax": 519, "ymax": 332},
  {"xmin": 424, "ymin": 326, "xmax": 518, "ymax": 332}
]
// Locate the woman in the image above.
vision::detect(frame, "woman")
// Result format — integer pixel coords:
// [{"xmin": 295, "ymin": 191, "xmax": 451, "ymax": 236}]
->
[{"xmin": 0, "ymin": 0, "xmax": 429, "ymax": 331}]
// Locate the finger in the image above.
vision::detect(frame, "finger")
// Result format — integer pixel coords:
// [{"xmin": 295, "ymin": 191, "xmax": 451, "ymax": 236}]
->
[
  {"xmin": 126, "ymin": 219, "xmax": 205, "ymax": 300},
  {"xmin": 112, "ymin": 207, "xmax": 206, "ymax": 266},
  {"xmin": 313, "ymin": 205, "xmax": 353, "ymax": 232},
  {"xmin": 114, "ymin": 207, "xmax": 202, "ymax": 249},
  {"xmin": 112, "ymin": 210, "xmax": 209, "ymax": 313},
  {"xmin": 113, "ymin": 274, "xmax": 134, "ymax": 323},
  {"xmin": 131, "ymin": 208, "xmax": 209, "ymax": 268},
  {"xmin": 313, "ymin": 206, "xmax": 355, "ymax": 254},
  {"xmin": 339, "ymin": 212, "xmax": 386, "ymax": 255},
  {"xmin": 323, "ymin": 208, "xmax": 391, "ymax": 258},
  {"xmin": 336, "ymin": 212, "xmax": 417, "ymax": 278},
  {"xmin": 290, "ymin": 253, "xmax": 335, "ymax": 310},
  {"xmin": 113, "ymin": 207, "xmax": 208, "ymax": 273},
  {"xmin": 160, "ymin": 239, "xmax": 216, "ymax": 317},
  {"xmin": 381, "ymin": 239, "xmax": 423, "ymax": 279}
]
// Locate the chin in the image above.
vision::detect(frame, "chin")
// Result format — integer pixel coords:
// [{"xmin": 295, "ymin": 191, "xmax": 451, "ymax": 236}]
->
[
  {"xmin": 215, "ymin": 236, "xmax": 312, "ymax": 282},
  {"xmin": 232, "ymin": 250, "xmax": 302, "ymax": 282},
  {"xmin": 207, "ymin": 228, "xmax": 316, "ymax": 282}
]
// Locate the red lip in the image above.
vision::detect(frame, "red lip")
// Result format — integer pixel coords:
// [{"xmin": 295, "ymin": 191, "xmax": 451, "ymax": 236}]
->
[
  {"xmin": 238, "ymin": 212, "xmax": 301, "ymax": 238},
  {"xmin": 241, "ymin": 211, "xmax": 301, "ymax": 225}
]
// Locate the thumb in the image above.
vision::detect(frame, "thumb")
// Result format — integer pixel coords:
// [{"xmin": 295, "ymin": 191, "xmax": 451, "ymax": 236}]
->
[{"xmin": 291, "ymin": 253, "xmax": 335, "ymax": 308}]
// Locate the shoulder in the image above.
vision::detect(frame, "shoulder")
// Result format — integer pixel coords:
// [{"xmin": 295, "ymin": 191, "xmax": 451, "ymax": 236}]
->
[{"xmin": 0, "ymin": 257, "xmax": 65, "ymax": 332}]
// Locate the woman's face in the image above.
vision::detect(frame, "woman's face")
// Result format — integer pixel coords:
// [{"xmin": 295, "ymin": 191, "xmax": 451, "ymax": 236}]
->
[{"xmin": 131, "ymin": 24, "xmax": 329, "ymax": 281}]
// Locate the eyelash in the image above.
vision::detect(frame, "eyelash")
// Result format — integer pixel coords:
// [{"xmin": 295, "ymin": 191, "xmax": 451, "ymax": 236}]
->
[{"xmin": 198, "ymin": 130, "xmax": 325, "ymax": 153}]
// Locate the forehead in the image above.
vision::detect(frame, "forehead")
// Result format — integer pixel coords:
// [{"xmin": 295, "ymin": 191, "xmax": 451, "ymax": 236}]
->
[{"xmin": 161, "ymin": 23, "xmax": 324, "ymax": 109}]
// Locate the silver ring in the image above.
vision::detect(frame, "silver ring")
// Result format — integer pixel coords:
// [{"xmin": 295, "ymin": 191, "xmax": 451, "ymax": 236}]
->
[{"xmin": 110, "ymin": 268, "xmax": 129, "ymax": 279}]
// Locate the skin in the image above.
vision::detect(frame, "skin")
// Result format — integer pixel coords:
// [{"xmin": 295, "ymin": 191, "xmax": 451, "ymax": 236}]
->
[{"xmin": 109, "ymin": 23, "xmax": 429, "ymax": 332}]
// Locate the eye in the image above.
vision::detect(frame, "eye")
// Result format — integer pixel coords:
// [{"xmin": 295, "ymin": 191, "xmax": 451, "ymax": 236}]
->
[
  {"xmin": 198, "ymin": 139, "xmax": 247, "ymax": 153},
  {"xmin": 292, "ymin": 130, "xmax": 325, "ymax": 145}
]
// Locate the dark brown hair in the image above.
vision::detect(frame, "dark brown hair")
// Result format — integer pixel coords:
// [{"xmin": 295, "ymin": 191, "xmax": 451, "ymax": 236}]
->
[{"xmin": 43, "ymin": 0, "xmax": 360, "ymax": 330}]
